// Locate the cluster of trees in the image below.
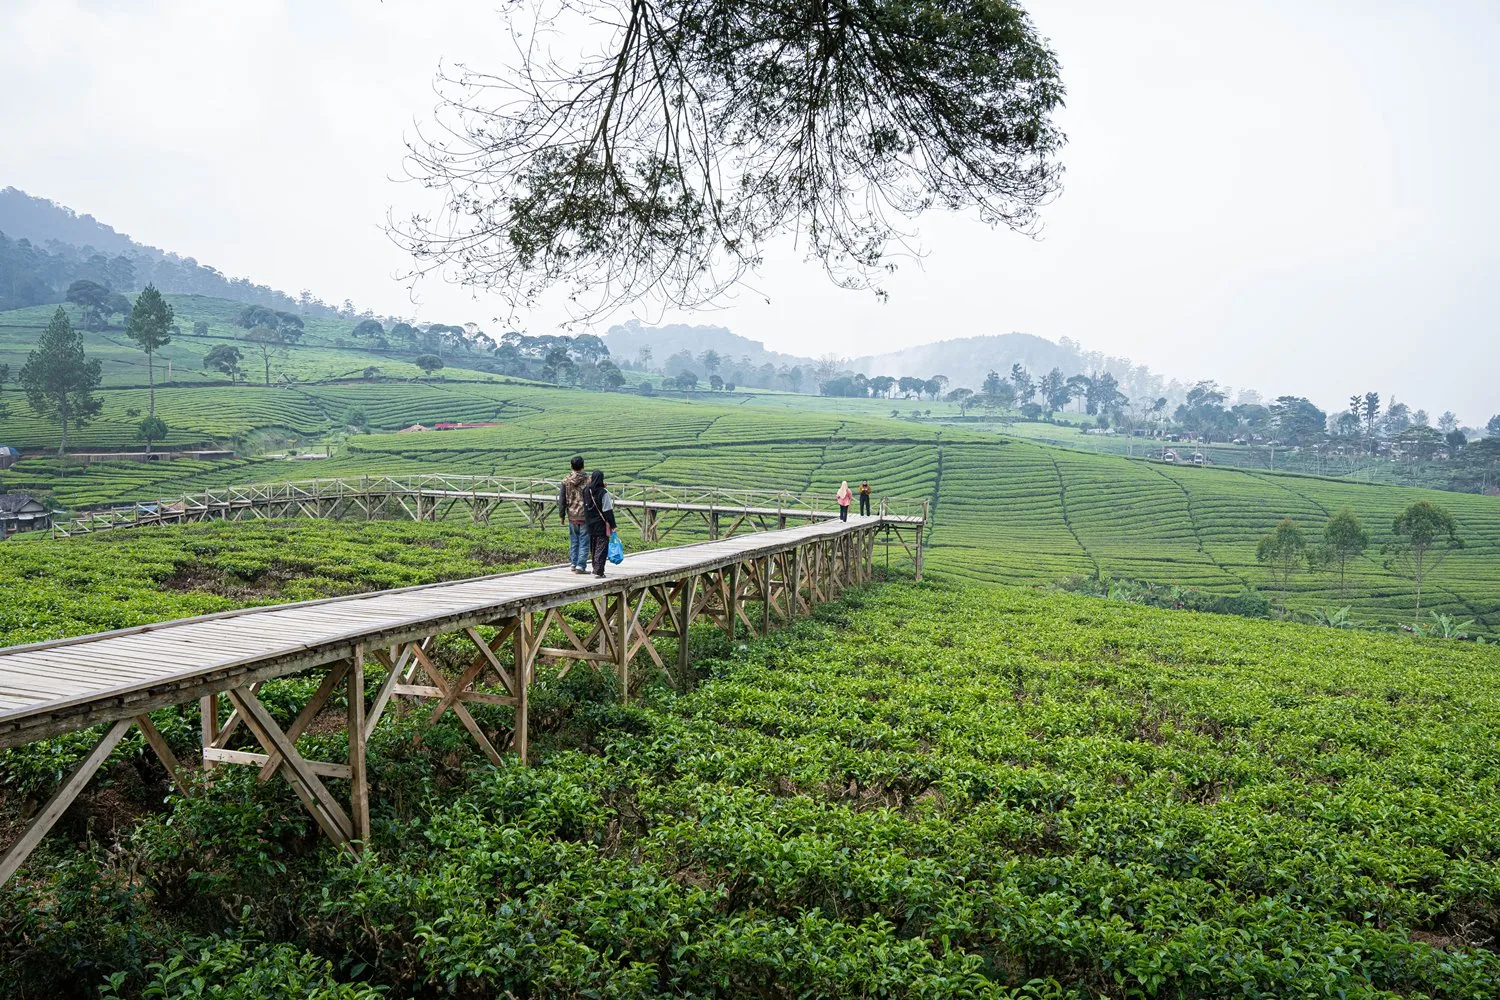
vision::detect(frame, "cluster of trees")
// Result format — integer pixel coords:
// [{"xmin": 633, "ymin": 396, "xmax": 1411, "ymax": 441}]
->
[
  {"xmin": 1255, "ymin": 501, "xmax": 1463, "ymax": 622},
  {"xmin": 6, "ymin": 286, "xmax": 183, "ymax": 454}
]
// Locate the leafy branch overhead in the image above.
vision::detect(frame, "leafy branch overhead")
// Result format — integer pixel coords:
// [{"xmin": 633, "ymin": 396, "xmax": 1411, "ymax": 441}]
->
[{"xmin": 393, "ymin": 0, "xmax": 1066, "ymax": 319}]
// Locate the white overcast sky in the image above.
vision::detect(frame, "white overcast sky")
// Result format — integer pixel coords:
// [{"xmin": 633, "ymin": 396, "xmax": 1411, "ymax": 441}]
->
[{"xmin": 1, "ymin": 0, "xmax": 1496, "ymax": 422}]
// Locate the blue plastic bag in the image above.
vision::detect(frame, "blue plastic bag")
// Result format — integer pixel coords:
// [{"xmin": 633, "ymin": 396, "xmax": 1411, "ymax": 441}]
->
[{"xmin": 607, "ymin": 530, "xmax": 624, "ymax": 564}]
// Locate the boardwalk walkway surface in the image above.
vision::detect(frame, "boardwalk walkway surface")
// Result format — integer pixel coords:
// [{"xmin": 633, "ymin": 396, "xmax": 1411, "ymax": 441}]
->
[{"xmin": 0, "ymin": 510, "xmax": 924, "ymax": 885}]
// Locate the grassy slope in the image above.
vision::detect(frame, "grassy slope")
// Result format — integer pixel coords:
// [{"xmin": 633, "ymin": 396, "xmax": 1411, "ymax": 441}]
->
[{"xmin": 0, "ymin": 295, "xmax": 537, "ymax": 450}]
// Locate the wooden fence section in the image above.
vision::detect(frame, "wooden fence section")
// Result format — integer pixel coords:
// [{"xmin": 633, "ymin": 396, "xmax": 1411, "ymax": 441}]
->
[
  {"xmin": 51, "ymin": 475, "xmax": 931, "ymax": 543},
  {"xmin": 0, "ymin": 513, "xmax": 924, "ymax": 886}
]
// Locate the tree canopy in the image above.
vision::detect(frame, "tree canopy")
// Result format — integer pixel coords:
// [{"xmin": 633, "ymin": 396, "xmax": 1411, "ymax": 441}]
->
[
  {"xmin": 18, "ymin": 307, "xmax": 103, "ymax": 454},
  {"xmin": 393, "ymin": 0, "xmax": 1066, "ymax": 320}
]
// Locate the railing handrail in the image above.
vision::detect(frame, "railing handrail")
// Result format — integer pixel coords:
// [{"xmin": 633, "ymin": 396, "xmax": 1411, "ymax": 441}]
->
[{"xmin": 51, "ymin": 474, "xmax": 929, "ymax": 537}]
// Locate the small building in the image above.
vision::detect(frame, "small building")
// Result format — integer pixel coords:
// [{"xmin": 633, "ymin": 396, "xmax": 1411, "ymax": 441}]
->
[
  {"xmin": 0, "ymin": 446, "xmax": 20, "ymax": 470},
  {"xmin": 0, "ymin": 493, "xmax": 51, "ymax": 539}
]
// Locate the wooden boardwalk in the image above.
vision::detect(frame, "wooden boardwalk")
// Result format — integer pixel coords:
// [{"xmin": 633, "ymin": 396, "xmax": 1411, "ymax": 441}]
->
[
  {"xmin": 0, "ymin": 511, "xmax": 923, "ymax": 885},
  {"xmin": 52, "ymin": 475, "xmax": 930, "ymax": 543}
]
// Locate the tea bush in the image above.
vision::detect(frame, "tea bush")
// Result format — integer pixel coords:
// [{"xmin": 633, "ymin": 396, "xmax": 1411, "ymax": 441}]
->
[{"xmin": 5, "ymin": 574, "xmax": 1498, "ymax": 997}]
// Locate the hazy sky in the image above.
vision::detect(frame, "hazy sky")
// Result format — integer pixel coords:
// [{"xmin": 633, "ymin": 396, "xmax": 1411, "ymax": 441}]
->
[{"xmin": 2, "ymin": 0, "xmax": 1496, "ymax": 422}]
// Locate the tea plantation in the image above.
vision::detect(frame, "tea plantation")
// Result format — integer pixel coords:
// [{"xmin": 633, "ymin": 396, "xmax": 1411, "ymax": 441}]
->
[
  {"xmin": 7, "ymin": 383, "xmax": 1499, "ymax": 632},
  {"xmin": 1, "ymin": 522, "xmax": 1497, "ymax": 997}
]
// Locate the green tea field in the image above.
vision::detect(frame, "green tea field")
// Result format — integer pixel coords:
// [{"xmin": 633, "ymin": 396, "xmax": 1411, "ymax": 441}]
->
[
  {"xmin": 2, "ymin": 527, "xmax": 1497, "ymax": 996},
  {"xmin": 8, "ymin": 384, "xmax": 1499, "ymax": 633}
]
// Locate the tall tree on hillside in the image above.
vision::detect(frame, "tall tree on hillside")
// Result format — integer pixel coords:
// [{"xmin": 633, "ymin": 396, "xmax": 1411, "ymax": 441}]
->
[
  {"xmin": 982, "ymin": 369, "xmax": 1003, "ymax": 396},
  {"xmin": 415, "ymin": 354, "xmax": 446, "ymax": 377},
  {"xmin": 1256, "ymin": 518, "xmax": 1306, "ymax": 604},
  {"xmin": 124, "ymin": 285, "xmax": 174, "ymax": 452},
  {"xmin": 19, "ymin": 307, "xmax": 103, "ymax": 455},
  {"xmin": 925, "ymin": 375, "xmax": 949, "ymax": 400},
  {"xmin": 244, "ymin": 326, "xmax": 287, "ymax": 385},
  {"xmin": 393, "ymin": 0, "xmax": 1066, "ymax": 320},
  {"xmin": 65, "ymin": 279, "xmax": 112, "ymax": 331},
  {"xmin": 946, "ymin": 386, "xmax": 975, "ymax": 415},
  {"xmin": 1438, "ymin": 410, "xmax": 1459, "ymax": 434},
  {"xmin": 698, "ymin": 350, "xmax": 722, "ymax": 376},
  {"xmin": 1268, "ymin": 396, "xmax": 1327, "ymax": 446},
  {"xmin": 636, "ymin": 345, "xmax": 653, "ymax": 370},
  {"xmin": 1385, "ymin": 500, "xmax": 1462, "ymax": 622},
  {"xmin": 1362, "ymin": 391, "xmax": 1380, "ymax": 444},
  {"xmin": 1314, "ymin": 508, "xmax": 1369, "ymax": 600},
  {"xmin": 869, "ymin": 375, "xmax": 895, "ymax": 398},
  {"xmin": 1065, "ymin": 373, "xmax": 1093, "ymax": 413},
  {"xmin": 203, "ymin": 344, "xmax": 245, "ymax": 383},
  {"xmin": 1039, "ymin": 367, "xmax": 1068, "ymax": 418},
  {"xmin": 1009, "ymin": 364, "xmax": 1034, "ymax": 404}
]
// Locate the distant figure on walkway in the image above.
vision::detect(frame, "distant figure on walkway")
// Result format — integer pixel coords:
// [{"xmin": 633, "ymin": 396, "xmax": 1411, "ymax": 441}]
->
[
  {"xmin": 836, "ymin": 481, "xmax": 853, "ymax": 522},
  {"xmin": 858, "ymin": 481, "xmax": 871, "ymax": 516},
  {"xmin": 583, "ymin": 470, "xmax": 618, "ymax": 577},
  {"xmin": 559, "ymin": 455, "xmax": 590, "ymax": 573}
]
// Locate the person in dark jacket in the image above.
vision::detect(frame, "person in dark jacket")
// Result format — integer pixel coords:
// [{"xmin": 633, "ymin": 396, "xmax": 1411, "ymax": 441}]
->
[{"xmin": 582, "ymin": 470, "xmax": 618, "ymax": 577}]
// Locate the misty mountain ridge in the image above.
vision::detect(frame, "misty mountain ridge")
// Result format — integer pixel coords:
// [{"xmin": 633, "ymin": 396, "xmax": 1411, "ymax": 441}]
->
[
  {"xmin": 0, "ymin": 187, "xmax": 351, "ymax": 320},
  {"xmin": 603, "ymin": 320, "xmax": 1198, "ymax": 407}
]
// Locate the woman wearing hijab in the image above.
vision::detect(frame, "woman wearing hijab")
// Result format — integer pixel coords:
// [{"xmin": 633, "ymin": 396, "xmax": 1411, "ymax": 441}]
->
[
  {"xmin": 582, "ymin": 469, "xmax": 618, "ymax": 577},
  {"xmin": 836, "ymin": 481, "xmax": 853, "ymax": 522}
]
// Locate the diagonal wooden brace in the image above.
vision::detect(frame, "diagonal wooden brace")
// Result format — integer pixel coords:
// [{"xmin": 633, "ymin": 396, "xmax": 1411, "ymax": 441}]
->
[{"xmin": 227, "ymin": 686, "xmax": 353, "ymax": 846}]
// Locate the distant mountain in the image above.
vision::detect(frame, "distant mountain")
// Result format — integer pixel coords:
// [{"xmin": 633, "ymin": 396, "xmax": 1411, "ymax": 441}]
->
[
  {"xmin": 602, "ymin": 319, "xmax": 818, "ymax": 370},
  {"xmin": 0, "ymin": 187, "xmax": 348, "ymax": 318},
  {"xmin": 850, "ymin": 332, "xmax": 1082, "ymax": 390}
]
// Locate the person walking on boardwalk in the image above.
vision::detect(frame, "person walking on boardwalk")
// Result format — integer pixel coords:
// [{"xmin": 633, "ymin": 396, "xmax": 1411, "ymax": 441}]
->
[
  {"xmin": 858, "ymin": 481, "xmax": 872, "ymax": 517},
  {"xmin": 836, "ymin": 481, "xmax": 853, "ymax": 522},
  {"xmin": 583, "ymin": 470, "xmax": 619, "ymax": 577},
  {"xmin": 558, "ymin": 455, "xmax": 590, "ymax": 573}
]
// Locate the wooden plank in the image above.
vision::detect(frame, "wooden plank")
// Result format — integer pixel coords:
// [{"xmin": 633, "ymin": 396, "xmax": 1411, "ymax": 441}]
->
[{"xmin": 202, "ymin": 746, "xmax": 351, "ymax": 779}]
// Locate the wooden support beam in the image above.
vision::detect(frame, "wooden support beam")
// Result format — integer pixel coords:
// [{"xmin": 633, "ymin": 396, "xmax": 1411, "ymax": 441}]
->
[
  {"xmin": 0, "ymin": 718, "xmax": 134, "ymax": 887},
  {"xmin": 512, "ymin": 614, "xmax": 531, "ymax": 762},
  {"xmin": 136, "ymin": 714, "xmax": 191, "ymax": 797},
  {"xmin": 346, "ymin": 645, "xmax": 370, "ymax": 844},
  {"xmin": 616, "ymin": 590, "xmax": 630, "ymax": 703},
  {"xmin": 202, "ymin": 746, "xmax": 351, "ymax": 779},
  {"xmin": 726, "ymin": 563, "xmax": 740, "ymax": 642},
  {"xmin": 199, "ymin": 693, "xmax": 219, "ymax": 770},
  {"xmin": 257, "ymin": 660, "xmax": 351, "ymax": 782},
  {"xmin": 227, "ymin": 686, "xmax": 353, "ymax": 846},
  {"xmin": 761, "ymin": 556, "xmax": 772, "ymax": 636},
  {"xmin": 678, "ymin": 575, "xmax": 697, "ymax": 690},
  {"xmin": 409, "ymin": 645, "xmax": 503, "ymax": 766}
]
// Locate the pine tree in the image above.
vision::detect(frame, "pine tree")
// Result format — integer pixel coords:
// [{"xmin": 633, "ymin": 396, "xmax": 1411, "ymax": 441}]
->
[
  {"xmin": 19, "ymin": 307, "xmax": 103, "ymax": 455},
  {"xmin": 125, "ymin": 285, "xmax": 174, "ymax": 452}
]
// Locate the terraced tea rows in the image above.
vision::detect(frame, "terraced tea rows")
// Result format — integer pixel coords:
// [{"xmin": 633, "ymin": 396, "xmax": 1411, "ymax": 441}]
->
[{"xmin": 8, "ymin": 382, "xmax": 1498, "ymax": 632}]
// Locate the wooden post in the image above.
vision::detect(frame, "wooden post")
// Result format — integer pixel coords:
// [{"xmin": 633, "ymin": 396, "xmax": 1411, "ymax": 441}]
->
[
  {"xmin": 761, "ymin": 556, "xmax": 772, "ymax": 636},
  {"xmin": 346, "ymin": 644, "xmax": 370, "ymax": 844},
  {"xmin": 678, "ymin": 575, "xmax": 697, "ymax": 689},
  {"xmin": 512, "ymin": 614, "xmax": 530, "ymax": 763},
  {"xmin": 200, "ymin": 693, "xmax": 220, "ymax": 771},
  {"xmin": 616, "ymin": 591, "xmax": 630, "ymax": 704},
  {"xmin": 914, "ymin": 524, "xmax": 924, "ymax": 582},
  {"xmin": 789, "ymin": 546, "xmax": 801, "ymax": 618},
  {"xmin": 726, "ymin": 563, "xmax": 739, "ymax": 641}
]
